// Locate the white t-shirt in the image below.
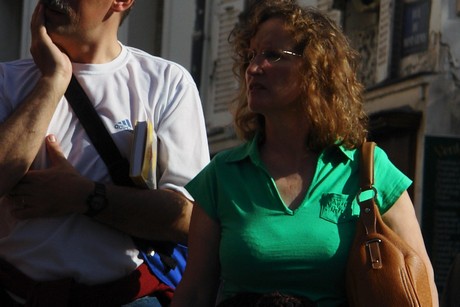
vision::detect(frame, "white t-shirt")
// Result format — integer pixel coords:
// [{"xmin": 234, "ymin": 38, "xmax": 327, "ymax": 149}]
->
[{"xmin": 0, "ymin": 44, "xmax": 210, "ymax": 284}]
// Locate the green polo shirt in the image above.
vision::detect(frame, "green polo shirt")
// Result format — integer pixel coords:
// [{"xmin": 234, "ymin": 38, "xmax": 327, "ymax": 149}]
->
[{"xmin": 185, "ymin": 136, "xmax": 411, "ymax": 307}]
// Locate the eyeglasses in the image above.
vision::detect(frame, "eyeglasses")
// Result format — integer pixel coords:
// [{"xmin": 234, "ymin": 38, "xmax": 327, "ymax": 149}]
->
[{"xmin": 240, "ymin": 49, "xmax": 302, "ymax": 64}]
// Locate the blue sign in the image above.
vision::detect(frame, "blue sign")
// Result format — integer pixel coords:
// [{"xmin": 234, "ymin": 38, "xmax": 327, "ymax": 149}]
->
[{"xmin": 402, "ymin": 0, "xmax": 431, "ymax": 56}]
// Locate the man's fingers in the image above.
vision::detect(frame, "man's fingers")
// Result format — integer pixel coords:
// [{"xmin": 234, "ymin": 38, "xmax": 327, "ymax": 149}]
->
[
  {"xmin": 45, "ymin": 134, "xmax": 68, "ymax": 167},
  {"xmin": 30, "ymin": 3, "xmax": 46, "ymax": 39}
]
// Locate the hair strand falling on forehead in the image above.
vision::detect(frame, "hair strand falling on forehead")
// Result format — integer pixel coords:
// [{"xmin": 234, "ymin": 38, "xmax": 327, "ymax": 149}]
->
[{"xmin": 229, "ymin": 0, "xmax": 368, "ymax": 151}]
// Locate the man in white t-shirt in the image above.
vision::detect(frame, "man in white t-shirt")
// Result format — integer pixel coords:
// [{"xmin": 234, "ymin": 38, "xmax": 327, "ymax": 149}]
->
[{"xmin": 0, "ymin": 0, "xmax": 209, "ymax": 306}]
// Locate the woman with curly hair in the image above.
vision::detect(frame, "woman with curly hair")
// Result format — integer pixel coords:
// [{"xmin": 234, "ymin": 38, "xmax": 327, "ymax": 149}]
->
[{"xmin": 172, "ymin": 1, "xmax": 437, "ymax": 306}]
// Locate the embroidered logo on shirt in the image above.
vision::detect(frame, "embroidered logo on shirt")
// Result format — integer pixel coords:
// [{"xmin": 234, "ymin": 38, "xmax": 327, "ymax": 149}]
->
[
  {"xmin": 114, "ymin": 119, "xmax": 133, "ymax": 131},
  {"xmin": 320, "ymin": 193, "xmax": 356, "ymax": 224}
]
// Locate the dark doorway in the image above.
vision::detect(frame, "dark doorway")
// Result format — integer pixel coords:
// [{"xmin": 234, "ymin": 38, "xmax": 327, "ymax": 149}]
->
[{"xmin": 367, "ymin": 107, "xmax": 422, "ymax": 199}]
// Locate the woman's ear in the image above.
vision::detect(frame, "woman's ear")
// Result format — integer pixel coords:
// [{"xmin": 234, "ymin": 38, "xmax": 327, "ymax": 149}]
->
[{"xmin": 111, "ymin": 0, "xmax": 135, "ymax": 13}]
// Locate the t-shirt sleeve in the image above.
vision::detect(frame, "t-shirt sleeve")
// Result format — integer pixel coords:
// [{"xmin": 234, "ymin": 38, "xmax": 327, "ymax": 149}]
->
[
  {"xmin": 153, "ymin": 62, "xmax": 210, "ymax": 195},
  {"xmin": 185, "ymin": 159, "xmax": 220, "ymax": 221},
  {"xmin": 373, "ymin": 145, "xmax": 412, "ymax": 214}
]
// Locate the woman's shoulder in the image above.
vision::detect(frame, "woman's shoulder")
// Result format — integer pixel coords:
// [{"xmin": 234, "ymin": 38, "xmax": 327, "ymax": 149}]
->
[{"xmin": 211, "ymin": 141, "xmax": 251, "ymax": 164}]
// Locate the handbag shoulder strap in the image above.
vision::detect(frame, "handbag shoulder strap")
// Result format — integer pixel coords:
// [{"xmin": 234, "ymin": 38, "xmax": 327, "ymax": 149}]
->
[
  {"xmin": 358, "ymin": 141, "xmax": 383, "ymax": 269},
  {"xmin": 64, "ymin": 75, "xmax": 134, "ymax": 186},
  {"xmin": 360, "ymin": 141, "xmax": 376, "ymax": 190}
]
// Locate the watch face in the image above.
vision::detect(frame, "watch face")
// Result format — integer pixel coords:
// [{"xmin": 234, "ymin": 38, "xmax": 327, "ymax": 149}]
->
[
  {"xmin": 86, "ymin": 183, "xmax": 107, "ymax": 216},
  {"xmin": 91, "ymin": 196, "xmax": 107, "ymax": 211}
]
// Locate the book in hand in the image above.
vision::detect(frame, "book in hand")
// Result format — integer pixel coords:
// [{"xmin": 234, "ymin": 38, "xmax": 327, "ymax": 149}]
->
[{"xmin": 129, "ymin": 120, "xmax": 157, "ymax": 189}]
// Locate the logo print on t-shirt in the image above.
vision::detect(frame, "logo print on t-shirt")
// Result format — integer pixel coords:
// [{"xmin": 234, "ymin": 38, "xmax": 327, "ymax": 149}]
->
[{"xmin": 114, "ymin": 119, "xmax": 133, "ymax": 131}]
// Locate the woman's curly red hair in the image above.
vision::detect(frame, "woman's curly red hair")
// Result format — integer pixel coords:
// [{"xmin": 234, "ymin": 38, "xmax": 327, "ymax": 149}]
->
[{"xmin": 229, "ymin": 0, "xmax": 368, "ymax": 150}]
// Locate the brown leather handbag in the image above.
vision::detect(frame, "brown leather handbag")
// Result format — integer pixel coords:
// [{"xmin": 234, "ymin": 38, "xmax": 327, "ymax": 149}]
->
[{"xmin": 346, "ymin": 142, "xmax": 432, "ymax": 307}]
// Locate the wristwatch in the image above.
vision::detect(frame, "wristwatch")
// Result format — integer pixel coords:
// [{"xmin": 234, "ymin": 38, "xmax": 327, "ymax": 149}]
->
[{"xmin": 85, "ymin": 182, "xmax": 108, "ymax": 217}]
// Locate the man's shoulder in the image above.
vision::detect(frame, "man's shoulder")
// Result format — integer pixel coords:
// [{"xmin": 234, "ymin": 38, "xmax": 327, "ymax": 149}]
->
[
  {"xmin": 124, "ymin": 46, "xmax": 193, "ymax": 79},
  {"xmin": 125, "ymin": 46, "xmax": 175, "ymax": 66},
  {"xmin": 0, "ymin": 58, "xmax": 40, "ymax": 87},
  {"xmin": 0, "ymin": 58, "xmax": 36, "ymax": 73}
]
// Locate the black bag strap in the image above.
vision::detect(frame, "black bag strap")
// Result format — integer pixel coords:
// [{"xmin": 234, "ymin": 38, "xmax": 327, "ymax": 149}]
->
[
  {"xmin": 64, "ymin": 75, "xmax": 179, "ymax": 271},
  {"xmin": 64, "ymin": 75, "xmax": 134, "ymax": 187}
]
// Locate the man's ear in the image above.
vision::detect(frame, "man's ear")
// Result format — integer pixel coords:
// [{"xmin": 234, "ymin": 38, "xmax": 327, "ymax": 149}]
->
[{"xmin": 111, "ymin": 0, "xmax": 134, "ymax": 13}]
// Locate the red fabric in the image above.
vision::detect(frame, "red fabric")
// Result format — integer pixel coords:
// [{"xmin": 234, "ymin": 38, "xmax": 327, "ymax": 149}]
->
[{"xmin": 0, "ymin": 257, "xmax": 173, "ymax": 306}]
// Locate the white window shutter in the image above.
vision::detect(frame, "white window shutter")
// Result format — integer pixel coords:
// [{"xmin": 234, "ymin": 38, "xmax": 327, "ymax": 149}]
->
[{"xmin": 205, "ymin": 0, "xmax": 244, "ymax": 132}]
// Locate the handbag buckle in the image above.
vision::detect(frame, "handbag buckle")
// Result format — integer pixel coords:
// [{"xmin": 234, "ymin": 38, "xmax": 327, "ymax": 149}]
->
[{"xmin": 365, "ymin": 238, "xmax": 383, "ymax": 269}]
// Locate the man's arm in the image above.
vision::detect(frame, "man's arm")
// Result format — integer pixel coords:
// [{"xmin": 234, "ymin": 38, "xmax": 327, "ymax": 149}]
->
[
  {"xmin": 9, "ymin": 135, "xmax": 193, "ymax": 244},
  {"xmin": 99, "ymin": 184, "xmax": 193, "ymax": 244},
  {"xmin": 0, "ymin": 3, "xmax": 71, "ymax": 197}
]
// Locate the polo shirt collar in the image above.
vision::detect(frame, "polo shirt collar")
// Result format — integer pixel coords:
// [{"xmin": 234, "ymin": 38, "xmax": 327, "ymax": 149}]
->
[
  {"xmin": 336, "ymin": 145, "xmax": 356, "ymax": 161},
  {"xmin": 225, "ymin": 133, "xmax": 263, "ymax": 165},
  {"xmin": 224, "ymin": 133, "xmax": 356, "ymax": 164}
]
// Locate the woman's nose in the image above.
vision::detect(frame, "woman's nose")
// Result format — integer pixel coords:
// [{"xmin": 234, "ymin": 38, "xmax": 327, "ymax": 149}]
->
[{"xmin": 246, "ymin": 59, "xmax": 264, "ymax": 75}]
